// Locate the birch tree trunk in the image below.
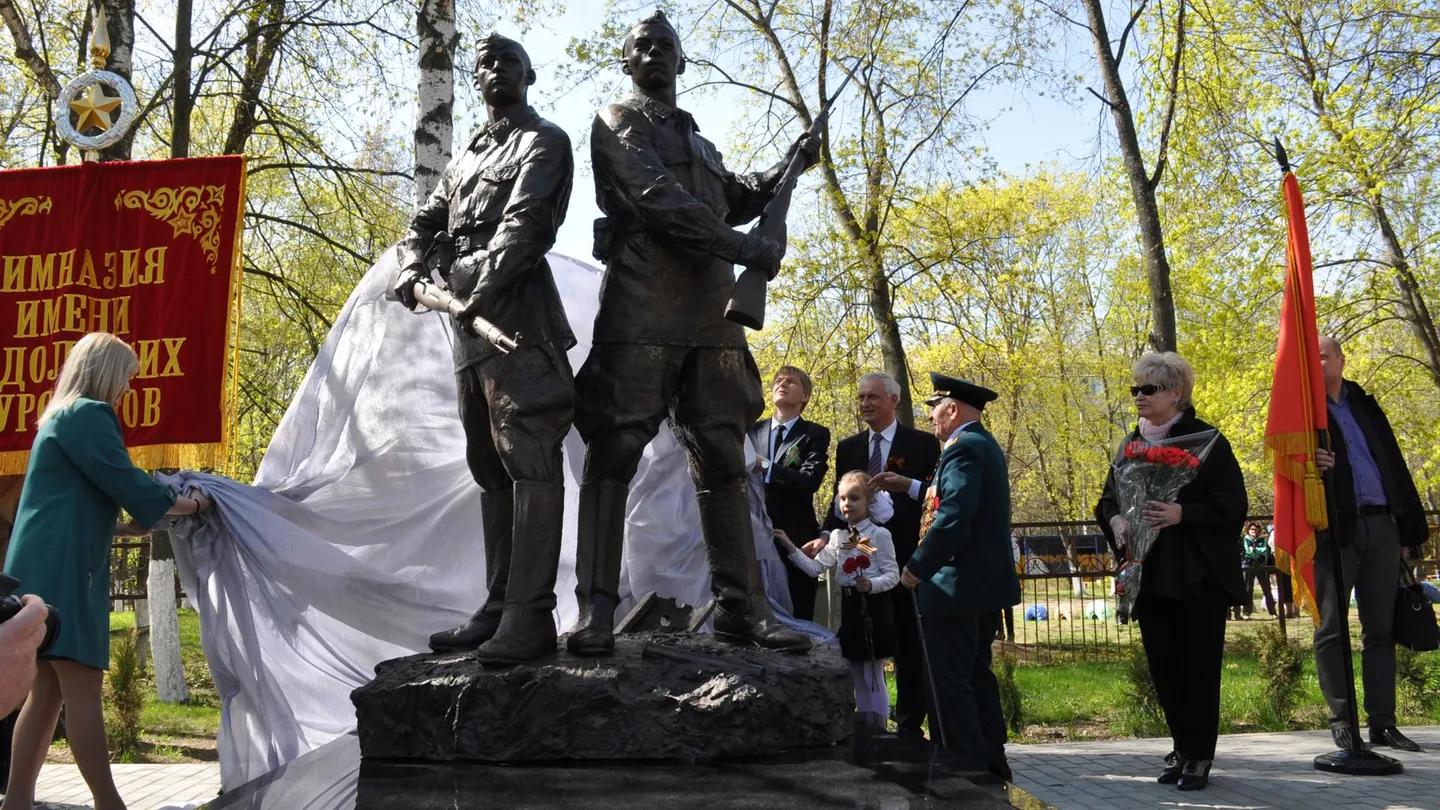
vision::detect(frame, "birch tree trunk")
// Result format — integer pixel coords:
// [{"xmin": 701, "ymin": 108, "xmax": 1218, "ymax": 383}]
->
[
  {"xmin": 147, "ymin": 530, "xmax": 188, "ymax": 703},
  {"xmin": 1080, "ymin": 0, "xmax": 1181, "ymax": 353},
  {"xmin": 414, "ymin": 0, "xmax": 456, "ymax": 208},
  {"xmin": 97, "ymin": 0, "xmax": 135, "ymax": 162}
]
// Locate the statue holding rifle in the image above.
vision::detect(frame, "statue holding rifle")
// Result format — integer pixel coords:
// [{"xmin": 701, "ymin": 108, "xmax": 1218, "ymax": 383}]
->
[
  {"xmin": 392, "ymin": 33, "xmax": 575, "ymax": 665},
  {"xmin": 568, "ymin": 11, "xmax": 824, "ymax": 657}
]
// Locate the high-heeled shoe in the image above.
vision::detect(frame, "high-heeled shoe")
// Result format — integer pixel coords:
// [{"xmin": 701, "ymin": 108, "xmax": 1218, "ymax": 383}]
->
[
  {"xmin": 1158, "ymin": 750, "xmax": 1185, "ymax": 784},
  {"xmin": 1177, "ymin": 758, "xmax": 1211, "ymax": 791}
]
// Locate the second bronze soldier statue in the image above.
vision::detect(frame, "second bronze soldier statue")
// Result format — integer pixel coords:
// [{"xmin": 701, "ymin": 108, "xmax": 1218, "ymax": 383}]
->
[
  {"xmin": 393, "ymin": 34, "xmax": 575, "ymax": 664},
  {"xmin": 568, "ymin": 12, "xmax": 819, "ymax": 656}
]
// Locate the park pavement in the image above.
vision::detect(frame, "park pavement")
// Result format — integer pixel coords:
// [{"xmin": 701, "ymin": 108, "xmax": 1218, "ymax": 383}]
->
[
  {"xmin": 2, "ymin": 762, "xmax": 219, "ymax": 810},
  {"xmin": 1007, "ymin": 725, "xmax": 1440, "ymax": 809}
]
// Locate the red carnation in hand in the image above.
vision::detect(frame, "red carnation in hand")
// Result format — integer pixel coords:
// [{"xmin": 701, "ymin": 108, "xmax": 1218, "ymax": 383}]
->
[
  {"xmin": 856, "ymin": 555, "xmax": 871, "ymax": 570},
  {"xmin": 842, "ymin": 557, "xmax": 860, "ymax": 574}
]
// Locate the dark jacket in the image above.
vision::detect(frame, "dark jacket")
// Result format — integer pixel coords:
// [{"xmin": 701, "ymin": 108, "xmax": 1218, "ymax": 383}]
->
[
  {"xmin": 1095, "ymin": 409, "xmax": 1248, "ymax": 605},
  {"xmin": 824, "ymin": 422, "xmax": 942, "ymax": 567},
  {"xmin": 1325, "ymin": 379, "xmax": 1429, "ymax": 548},
  {"xmin": 398, "ymin": 107, "xmax": 575, "ymax": 370},
  {"xmin": 589, "ymin": 93, "xmax": 784, "ymax": 349},
  {"xmin": 749, "ymin": 416, "xmax": 830, "ymax": 546},
  {"xmin": 906, "ymin": 423, "xmax": 1021, "ymax": 617}
]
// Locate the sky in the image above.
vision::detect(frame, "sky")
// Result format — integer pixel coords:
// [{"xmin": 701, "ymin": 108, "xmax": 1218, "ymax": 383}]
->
[{"xmin": 468, "ymin": 3, "xmax": 1104, "ymax": 264}]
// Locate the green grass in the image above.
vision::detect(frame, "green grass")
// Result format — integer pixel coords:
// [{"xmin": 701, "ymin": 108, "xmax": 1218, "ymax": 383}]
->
[{"xmin": 82, "ymin": 608, "xmax": 221, "ymax": 764}]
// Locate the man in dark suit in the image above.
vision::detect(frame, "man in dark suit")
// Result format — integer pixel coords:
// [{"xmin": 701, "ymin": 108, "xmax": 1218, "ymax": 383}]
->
[
  {"xmin": 1313, "ymin": 336, "xmax": 1429, "ymax": 752},
  {"xmin": 749, "ymin": 366, "xmax": 830, "ymax": 621},
  {"xmin": 816, "ymin": 372, "xmax": 941, "ymax": 738},
  {"xmin": 902, "ymin": 373, "xmax": 1021, "ymax": 783}
]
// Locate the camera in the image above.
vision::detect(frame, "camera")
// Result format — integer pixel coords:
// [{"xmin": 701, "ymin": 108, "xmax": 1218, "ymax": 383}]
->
[{"xmin": 0, "ymin": 573, "xmax": 60, "ymax": 655}]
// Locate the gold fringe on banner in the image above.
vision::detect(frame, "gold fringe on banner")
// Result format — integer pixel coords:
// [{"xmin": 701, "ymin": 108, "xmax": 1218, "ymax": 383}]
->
[
  {"xmin": 1274, "ymin": 536, "xmax": 1322, "ymax": 627},
  {"xmin": 0, "ymin": 442, "xmax": 228, "ymax": 476},
  {"xmin": 1303, "ymin": 461, "xmax": 1329, "ymax": 530},
  {"xmin": 220, "ymin": 157, "xmax": 248, "ymax": 478}
]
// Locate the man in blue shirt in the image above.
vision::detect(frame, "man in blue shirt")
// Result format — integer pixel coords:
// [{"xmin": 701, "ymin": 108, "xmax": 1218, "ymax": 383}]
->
[{"xmin": 1314, "ymin": 337, "xmax": 1430, "ymax": 752}]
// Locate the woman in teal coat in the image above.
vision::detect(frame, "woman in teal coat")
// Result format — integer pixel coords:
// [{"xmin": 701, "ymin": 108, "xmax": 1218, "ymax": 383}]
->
[{"xmin": 2, "ymin": 332, "xmax": 211, "ymax": 810}]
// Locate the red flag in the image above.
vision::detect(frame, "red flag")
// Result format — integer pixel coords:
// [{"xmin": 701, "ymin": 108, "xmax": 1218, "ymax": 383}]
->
[{"xmin": 1265, "ymin": 170, "xmax": 1328, "ymax": 624}]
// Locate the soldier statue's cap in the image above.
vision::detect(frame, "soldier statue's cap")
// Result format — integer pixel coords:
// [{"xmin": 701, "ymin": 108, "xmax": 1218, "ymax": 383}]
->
[{"xmin": 923, "ymin": 372, "xmax": 998, "ymax": 410}]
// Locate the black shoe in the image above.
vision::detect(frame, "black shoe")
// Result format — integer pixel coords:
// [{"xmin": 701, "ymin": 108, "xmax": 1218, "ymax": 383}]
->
[
  {"xmin": 1370, "ymin": 726, "xmax": 1423, "ymax": 752},
  {"xmin": 989, "ymin": 761, "xmax": 1014, "ymax": 783},
  {"xmin": 1176, "ymin": 759, "xmax": 1211, "ymax": 791},
  {"xmin": 896, "ymin": 726, "xmax": 927, "ymax": 740},
  {"xmin": 428, "ymin": 607, "xmax": 502, "ymax": 653},
  {"xmin": 566, "ymin": 480, "xmax": 627, "ymax": 657},
  {"xmin": 1332, "ymin": 726, "xmax": 1368, "ymax": 751},
  {"xmin": 1158, "ymin": 750, "xmax": 1184, "ymax": 784},
  {"xmin": 958, "ymin": 769, "xmax": 1007, "ymax": 786}
]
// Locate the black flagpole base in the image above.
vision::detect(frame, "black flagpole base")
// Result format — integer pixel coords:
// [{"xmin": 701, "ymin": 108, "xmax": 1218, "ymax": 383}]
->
[{"xmin": 1313, "ymin": 748, "xmax": 1403, "ymax": 776}]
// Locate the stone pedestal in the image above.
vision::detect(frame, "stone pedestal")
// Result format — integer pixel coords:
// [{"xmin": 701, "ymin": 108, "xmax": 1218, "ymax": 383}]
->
[{"xmin": 352, "ymin": 632, "xmax": 853, "ymax": 762}]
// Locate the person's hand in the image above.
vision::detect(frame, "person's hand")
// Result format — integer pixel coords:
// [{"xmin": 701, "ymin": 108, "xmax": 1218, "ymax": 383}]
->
[
  {"xmin": 855, "ymin": 575, "xmax": 872, "ymax": 593},
  {"xmin": 1109, "ymin": 515, "xmax": 1130, "ymax": 556},
  {"xmin": 870, "ymin": 472, "xmax": 912, "ymax": 494},
  {"xmin": 801, "ymin": 537, "xmax": 827, "ymax": 558},
  {"xmin": 1143, "ymin": 501, "xmax": 1182, "ymax": 530},
  {"xmin": 393, "ymin": 266, "xmax": 425, "ymax": 311},
  {"xmin": 787, "ymin": 132, "xmax": 821, "ymax": 171},
  {"xmin": 772, "ymin": 529, "xmax": 796, "ymax": 552},
  {"xmin": 1314, "ymin": 448, "xmax": 1336, "ymax": 472},
  {"xmin": 192, "ymin": 492, "xmax": 214, "ymax": 513},
  {"xmin": 901, "ymin": 568, "xmax": 921, "ymax": 589},
  {"xmin": 0, "ymin": 595, "xmax": 48, "ymax": 716}
]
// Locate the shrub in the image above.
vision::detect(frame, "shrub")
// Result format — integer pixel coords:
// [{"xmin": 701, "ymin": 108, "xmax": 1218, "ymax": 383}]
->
[
  {"xmin": 995, "ymin": 652, "xmax": 1024, "ymax": 735},
  {"xmin": 1396, "ymin": 646, "xmax": 1440, "ymax": 714},
  {"xmin": 105, "ymin": 628, "xmax": 146, "ymax": 762},
  {"xmin": 1256, "ymin": 623, "xmax": 1304, "ymax": 730},
  {"xmin": 1117, "ymin": 641, "xmax": 1166, "ymax": 737},
  {"xmin": 1226, "ymin": 629, "xmax": 1261, "ymax": 658}
]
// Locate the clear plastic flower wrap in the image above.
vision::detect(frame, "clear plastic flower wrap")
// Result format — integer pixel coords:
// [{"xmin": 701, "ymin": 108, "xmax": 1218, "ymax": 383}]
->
[{"xmin": 1112, "ymin": 429, "xmax": 1220, "ymax": 615}]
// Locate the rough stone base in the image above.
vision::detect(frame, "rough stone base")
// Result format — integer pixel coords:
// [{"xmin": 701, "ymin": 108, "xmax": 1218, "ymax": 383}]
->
[{"xmin": 352, "ymin": 632, "xmax": 853, "ymax": 762}]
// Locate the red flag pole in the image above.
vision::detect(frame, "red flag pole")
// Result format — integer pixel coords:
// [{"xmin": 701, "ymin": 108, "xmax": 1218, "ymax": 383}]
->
[{"xmin": 1275, "ymin": 139, "xmax": 1402, "ymax": 777}]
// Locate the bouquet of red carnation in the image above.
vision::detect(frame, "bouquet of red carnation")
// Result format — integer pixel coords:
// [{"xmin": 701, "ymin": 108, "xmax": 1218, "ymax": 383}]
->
[
  {"xmin": 841, "ymin": 553, "xmax": 872, "ymax": 585},
  {"xmin": 1113, "ymin": 429, "xmax": 1219, "ymax": 615}
]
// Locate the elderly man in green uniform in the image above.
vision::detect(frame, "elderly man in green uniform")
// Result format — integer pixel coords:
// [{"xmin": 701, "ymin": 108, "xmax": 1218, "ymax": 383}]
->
[{"xmin": 901, "ymin": 372, "xmax": 1020, "ymax": 783}]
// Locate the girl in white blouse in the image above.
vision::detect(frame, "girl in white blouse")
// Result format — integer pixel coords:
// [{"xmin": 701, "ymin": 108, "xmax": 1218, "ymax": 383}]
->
[{"xmin": 775, "ymin": 471, "xmax": 900, "ymax": 722}]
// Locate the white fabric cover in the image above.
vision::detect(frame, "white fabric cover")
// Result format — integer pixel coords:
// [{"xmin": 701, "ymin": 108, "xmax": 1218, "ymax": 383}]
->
[{"xmin": 165, "ymin": 249, "xmax": 831, "ymax": 791}]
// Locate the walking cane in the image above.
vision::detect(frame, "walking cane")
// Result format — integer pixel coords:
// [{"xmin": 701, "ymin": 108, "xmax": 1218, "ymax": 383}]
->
[{"xmin": 910, "ymin": 587, "xmax": 949, "ymax": 750}]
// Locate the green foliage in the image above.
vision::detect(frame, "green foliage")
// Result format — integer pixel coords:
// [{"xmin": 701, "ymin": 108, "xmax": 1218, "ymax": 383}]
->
[
  {"xmin": 1396, "ymin": 646, "xmax": 1440, "ymax": 715},
  {"xmin": 104, "ymin": 629, "xmax": 146, "ymax": 762},
  {"xmin": 1117, "ymin": 642, "xmax": 1167, "ymax": 737},
  {"xmin": 995, "ymin": 651, "xmax": 1024, "ymax": 735},
  {"xmin": 1255, "ymin": 623, "xmax": 1305, "ymax": 730}
]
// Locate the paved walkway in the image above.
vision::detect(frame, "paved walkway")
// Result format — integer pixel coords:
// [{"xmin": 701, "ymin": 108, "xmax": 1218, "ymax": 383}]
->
[
  {"xmin": 1, "ymin": 763, "xmax": 220, "ymax": 810},
  {"xmin": 1008, "ymin": 726, "xmax": 1440, "ymax": 809}
]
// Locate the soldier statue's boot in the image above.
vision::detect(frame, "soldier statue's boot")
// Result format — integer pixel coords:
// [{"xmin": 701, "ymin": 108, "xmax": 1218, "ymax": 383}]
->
[
  {"xmin": 474, "ymin": 482, "xmax": 565, "ymax": 664},
  {"xmin": 566, "ymin": 480, "xmax": 628, "ymax": 656},
  {"xmin": 429, "ymin": 490, "xmax": 513, "ymax": 652},
  {"xmin": 698, "ymin": 484, "xmax": 811, "ymax": 652}
]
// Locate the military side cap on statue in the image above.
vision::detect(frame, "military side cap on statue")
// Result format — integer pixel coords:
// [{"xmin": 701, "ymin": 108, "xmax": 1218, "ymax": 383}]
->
[{"xmin": 922, "ymin": 372, "xmax": 998, "ymax": 410}]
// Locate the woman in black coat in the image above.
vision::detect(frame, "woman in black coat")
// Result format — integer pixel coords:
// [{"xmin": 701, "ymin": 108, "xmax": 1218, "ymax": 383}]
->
[{"xmin": 1095, "ymin": 352, "xmax": 1247, "ymax": 792}]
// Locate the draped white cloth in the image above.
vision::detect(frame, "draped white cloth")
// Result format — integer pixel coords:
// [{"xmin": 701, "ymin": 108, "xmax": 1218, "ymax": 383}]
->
[{"xmin": 164, "ymin": 249, "xmax": 832, "ymax": 791}]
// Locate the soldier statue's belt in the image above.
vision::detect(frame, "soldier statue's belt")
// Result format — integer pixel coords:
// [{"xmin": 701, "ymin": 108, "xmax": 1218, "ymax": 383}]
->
[{"xmin": 453, "ymin": 228, "xmax": 496, "ymax": 257}]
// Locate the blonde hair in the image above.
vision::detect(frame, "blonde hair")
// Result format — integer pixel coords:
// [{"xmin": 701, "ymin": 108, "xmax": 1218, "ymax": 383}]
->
[
  {"xmin": 838, "ymin": 470, "xmax": 874, "ymax": 504},
  {"xmin": 1132, "ymin": 352, "xmax": 1196, "ymax": 409},
  {"xmin": 38, "ymin": 332, "xmax": 137, "ymax": 427}
]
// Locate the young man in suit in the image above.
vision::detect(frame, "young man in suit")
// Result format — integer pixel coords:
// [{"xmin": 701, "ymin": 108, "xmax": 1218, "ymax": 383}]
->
[
  {"xmin": 750, "ymin": 366, "xmax": 830, "ymax": 621},
  {"xmin": 902, "ymin": 372, "xmax": 1021, "ymax": 783},
  {"xmin": 816, "ymin": 372, "xmax": 941, "ymax": 738}
]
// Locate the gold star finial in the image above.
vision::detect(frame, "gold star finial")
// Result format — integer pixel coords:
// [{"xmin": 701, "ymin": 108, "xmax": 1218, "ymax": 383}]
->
[{"xmin": 70, "ymin": 84, "xmax": 122, "ymax": 133}]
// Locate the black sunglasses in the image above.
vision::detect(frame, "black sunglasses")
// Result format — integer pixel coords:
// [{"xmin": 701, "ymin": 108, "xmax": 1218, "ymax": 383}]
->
[{"xmin": 1130, "ymin": 384, "xmax": 1166, "ymax": 397}]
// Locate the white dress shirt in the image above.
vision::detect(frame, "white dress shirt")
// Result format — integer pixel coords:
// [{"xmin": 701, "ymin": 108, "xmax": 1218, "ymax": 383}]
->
[
  {"xmin": 787, "ymin": 517, "xmax": 900, "ymax": 591},
  {"xmin": 868, "ymin": 420, "xmax": 925, "ymax": 501}
]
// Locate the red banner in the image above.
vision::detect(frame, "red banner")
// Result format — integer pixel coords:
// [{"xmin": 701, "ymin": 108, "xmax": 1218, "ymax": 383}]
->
[
  {"xmin": 1266, "ymin": 170, "xmax": 1327, "ymax": 624},
  {"xmin": 0, "ymin": 156, "xmax": 245, "ymax": 473}
]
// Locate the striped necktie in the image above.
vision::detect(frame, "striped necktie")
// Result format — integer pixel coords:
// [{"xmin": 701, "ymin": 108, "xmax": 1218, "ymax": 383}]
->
[{"xmin": 867, "ymin": 432, "xmax": 884, "ymax": 476}]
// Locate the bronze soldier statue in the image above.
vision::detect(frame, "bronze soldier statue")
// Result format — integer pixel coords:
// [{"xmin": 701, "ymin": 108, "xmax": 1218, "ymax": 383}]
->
[
  {"xmin": 568, "ymin": 11, "xmax": 818, "ymax": 656},
  {"xmin": 393, "ymin": 33, "xmax": 575, "ymax": 664}
]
